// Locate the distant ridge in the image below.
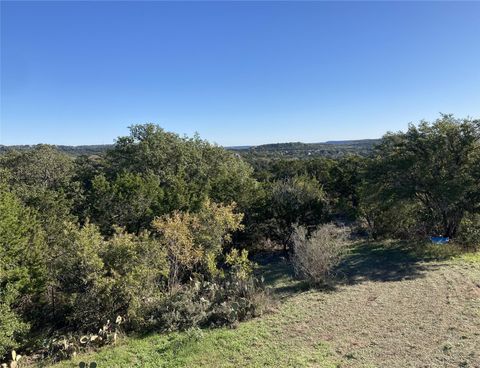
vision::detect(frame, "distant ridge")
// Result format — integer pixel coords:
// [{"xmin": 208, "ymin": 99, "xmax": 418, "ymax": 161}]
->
[
  {"xmin": 324, "ymin": 139, "xmax": 380, "ymax": 145},
  {"xmin": 226, "ymin": 145, "xmax": 251, "ymax": 150},
  {"xmin": 242, "ymin": 139, "xmax": 380, "ymax": 158},
  {"xmin": 0, "ymin": 144, "xmax": 114, "ymax": 156},
  {"xmin": 0, "ymin": 139, "xmax": 380, "ymax": 159}
]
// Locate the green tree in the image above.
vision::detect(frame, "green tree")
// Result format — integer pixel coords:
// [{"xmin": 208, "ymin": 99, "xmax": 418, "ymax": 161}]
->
[
  {"xmin": 0, "ymin": 145, "xmax": 74, "ymax": 190},
  {"xmin": 105, "ymin": 124, "xmax": 258, "ymax": 214},
  {"xmin": 367, "ymin": 115, "xmax": 480, "ymax": 238},
  {"xmin": 49, "ymin": 221, "xmax": 168, "ymax": 330},
  {"xmin": 0, "ymin": 145, "xmax": 78, "ymax": 247},
  {"xmin": 328, "ymin": 155, "xmax": 367, "ymax": 220},
  {"xmin": 89, "ymin": 172, "xmax": 164, "ymax": 234},
  {"xmin": 264, "ymin": 176, "xmax": 327, "ymax": 250},
  {"xmin": 0, "ymin": 183, "xmax": 46, "ymax": 356}
]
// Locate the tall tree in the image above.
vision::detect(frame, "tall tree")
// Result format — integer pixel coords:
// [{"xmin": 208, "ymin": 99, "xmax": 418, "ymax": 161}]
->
[
  {"xmin": 0, "ymin": 183, "xmax": 46, "ymax": 356},
  {"xmin": 89, "ymin": 124, "xmax": 258, "ymax": 232},
  {"xmin": 368, "ymin": 115, "xmax": 480, "ymax": 237},
  {"xmin": 0, "ymin": 145, "xmax": 78, "ymax": 246}
]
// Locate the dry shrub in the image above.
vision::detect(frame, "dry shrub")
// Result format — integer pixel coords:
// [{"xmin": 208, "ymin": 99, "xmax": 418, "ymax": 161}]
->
[{"xmin": 292, "ymin": 223, "xmax": 349, "ymax": 285}]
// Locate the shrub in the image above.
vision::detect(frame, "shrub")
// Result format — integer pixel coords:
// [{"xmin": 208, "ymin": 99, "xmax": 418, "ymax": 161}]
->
[
  {"xmin": 291, "ymin": 224, "xmax": 349, "ymax": 285},
  {"xmin": 89, "ymin": 172, "xmax": 164, "ymax": 234},
  {"xmin": 153, "ymin": 279, "xmax": 265, "ymax": 331},
  {"xmin": 151, "ymin": 250, "xmax": 266, "ymax": 331},
  {"xmin": 0, "ymin": 184, "xmax": 46, "ymax": 357},
  {"xmin": 0, "ymin": 305, "xmax": 28, "ymax": 359},
  {"xmin": 265, "ymin": 176, "xmax": 327, "ymax": 251},
  {"xmin": 457, "ymin": 213, "xmax": 480, "ymax": 250},
  {"xmin": 52, "ymin": 224, "xmax": 168, "ymax": 331},
  {"xmin": 206, "ymin": 271, "xmax": 266, "ymax": 327},
  {"xmin": 152, "ymin": 200, "xmax": 244, "ymax": 289}
]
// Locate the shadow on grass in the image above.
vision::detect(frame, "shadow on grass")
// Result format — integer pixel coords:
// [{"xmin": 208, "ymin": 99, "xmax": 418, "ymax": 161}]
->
[
  {"xmin": 335, "ymin": 241, "xmax": 440, "ymax": 285},
  {"xmin": 255, "ymin": 241, "xmax": 449, "ymax": 298},
  {"xmin": 254, "ymin": 252, "xmax": 310, "ymax": 297}
]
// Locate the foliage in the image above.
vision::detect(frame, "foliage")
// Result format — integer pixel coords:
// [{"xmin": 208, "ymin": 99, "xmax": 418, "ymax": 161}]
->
[
  {"xmin": 263, "ymin": 176, "xmax": 327, "ymax": 250},
  {"xmin": 242, "ymin": 139, "xmax": 378, "ymax": 160},
  {"xmin": 0, "ymin": 145, "xmax": 74, "ymax": 190},
  {"xmin": 327, "ymin": 155, "xmax": 366, "ymax": 220},
  {"xmin": 291, "ymin": 224, "xmax": 349, "ymax": 285},
  {"xmin": 50, "ymin": 223, "xmax": 168, "ymax": 331},
  {"xmin": 0, "ymin": 184, "xmax": 46, "ymax": 356},
  {"xmin": 225, "ymin": 249, "xmax": 253, "ymax": 280},
  {"xmin": 359, "ymin": 185, "xmax": 424, "ymax": 240},
  {"xmin": 1, "ymin": 117, "xmax": 479, "ymax": 364},
  {"xmin": 0, "ymin": 350, "xmax": 22, "ymax": 368},
  {"xmin": 89, "ymin": 172, "xmax": 164, "ymax": 234},
  {"xmin": 152, "ymin": 200, "xmax": 244, "ymax": 288},
  {"xmin": 0, "ymin": 144, "xmax": 112, "ymax": 157},
  {"xmin": 104, "ymin": 124, "xmax": 258, "ymax": 215},
  {"xmin": 0, "ymin": 145, "xmax": 79, "ymax": 252},
  {"xmin": 456, "ymin": 213, "xmax": 480, "ymax": 250},
  {"xmin": 365, "ymin": 115, "xmax": 480, "ymax": 238},
  {"xmin": 40, "ymin": 316, "xmax": 123, "ymax": 363},
  {"xmin": 152, "ymin": 260, "xmax": 265, "ymax": 332},
  {"xmin": 0, "ymin": 305, "xmax": 27, "ymax": 362}
]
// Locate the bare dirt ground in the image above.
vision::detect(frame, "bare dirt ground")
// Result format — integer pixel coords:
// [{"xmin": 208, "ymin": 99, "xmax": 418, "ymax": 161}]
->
[{"xmin": 262, "ymin": 243, "xmax": 480, "ymax": 368}]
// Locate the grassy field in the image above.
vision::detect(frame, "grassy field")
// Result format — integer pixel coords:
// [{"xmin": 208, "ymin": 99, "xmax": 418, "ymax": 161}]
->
[{"xmin": 49, "ymin": 242, "xmax": 480, "ymax": 368}]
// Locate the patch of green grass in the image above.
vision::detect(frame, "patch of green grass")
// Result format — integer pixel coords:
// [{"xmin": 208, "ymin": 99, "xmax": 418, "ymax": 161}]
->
[
  {"xmin": 407, "ymin": 242, "xmax": 463, "ymax": 261},
  {"xmin": 411, "ymin": 241, "xmax": 480, "ymax": 264},
  {"xmin": 391, "ymin": 240, "xmax": 480, "ymax": 264},
  {"xmin": 51, "ymin": 300, "xmax": 338, "ymax": 368},
  {"xmin": 456, "ymin": 250, "xmax": 480, "ymax": 264}
]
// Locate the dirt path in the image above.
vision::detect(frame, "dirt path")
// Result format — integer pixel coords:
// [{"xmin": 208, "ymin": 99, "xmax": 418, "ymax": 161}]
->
[{"xmin": 264, "ymin": 246, "xmax": 480, "ymax": 367}]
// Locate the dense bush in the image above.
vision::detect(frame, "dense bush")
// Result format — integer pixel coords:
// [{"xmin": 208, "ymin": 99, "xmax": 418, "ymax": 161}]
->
[
  {"xmin": 102, "ymin": 124, "xmax": 259, "ymax": 218},
  {"xmin": 457, "ymin": 213, "xmax": 480, "ymax": 250},
  {"xmin": 364, "ymin": 115, "xmax": 480, "ymax": 238},
  {"xmin": 153, "ymin": 269, "xmax": 265, "ymax": 332},
  {"xmin": 48, "ymin": 223, "xmax": 169, "ymax": 331},
  {"xmin": 291, "ymin": 224, "xmax": 349, "ymax": 285},
  {"xmin": 0, "ymin": 127, "xmax": 265, "ymax": 362},
  {"xmin": 0, "ymin": 183, "xmax": 46, "ymax": 356},
  {"xmin": 88, "ymin": 172, "xmax": 165, "ymax": 234},
  {"xmin": 359, "ymin": 188, "xmax": 425, "ymax": 240},
  {"xmin": 259, "ymin": 176, "xmax": 327, "ymax": 251},
  {"xmin": 152, "ymin": 200, "xmax": 244, "ymax": 288}
]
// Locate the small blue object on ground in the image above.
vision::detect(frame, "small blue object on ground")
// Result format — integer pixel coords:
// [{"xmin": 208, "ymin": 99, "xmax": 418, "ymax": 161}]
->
[{"xmin": 430, "ymin": 236, "xmax": 449, "ymax": 244}]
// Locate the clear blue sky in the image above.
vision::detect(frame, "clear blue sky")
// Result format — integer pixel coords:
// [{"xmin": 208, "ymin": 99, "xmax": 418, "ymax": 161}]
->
[{"xmin": 1, "ymin": 1, "xmax": 479, "ymax": 146}]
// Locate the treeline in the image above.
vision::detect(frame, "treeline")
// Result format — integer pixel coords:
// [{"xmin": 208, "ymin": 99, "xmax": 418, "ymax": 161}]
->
[
  {"xmin": 0, "ymin": 138, "xmax": 379, "ymax": 160},
  {"xmin": 1, "ymin": 115, "xmax": 479, "ymax": 362},
  {"xmin": 243, "ymin": 139, "xmax": 379, "ymax": 159},
  {"xmin": 0, "ymin": 145, "xmax": 113, "ymax": 157}
]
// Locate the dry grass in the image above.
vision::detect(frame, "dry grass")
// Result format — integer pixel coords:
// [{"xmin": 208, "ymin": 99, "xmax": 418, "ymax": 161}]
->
[
  {"xmin": 290, "ymin": 261, "xmax": 480, "ymax": 367},
  {"xmin": 260, "ymin": 242, "xmax": 480, "ymax": 367}
]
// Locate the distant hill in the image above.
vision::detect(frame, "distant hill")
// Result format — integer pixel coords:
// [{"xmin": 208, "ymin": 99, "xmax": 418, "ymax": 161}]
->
[
  {"xmin": 324, "ymin": 139, "xmax": 380, "ymax": 145},
  {"xmin": 0, "ymin": 144, "xmax": 113, "ymax": 156},
  {"xmin": 242, "ymin": 139, "xmax": 381, "ymax": 158},
  {"xmin": 226, "ymin": 145, "xmax": 252, "ymax": 150},
  {"xmin": 0, "ymin": 139, "xmax": 380, "ymax": 159}
]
